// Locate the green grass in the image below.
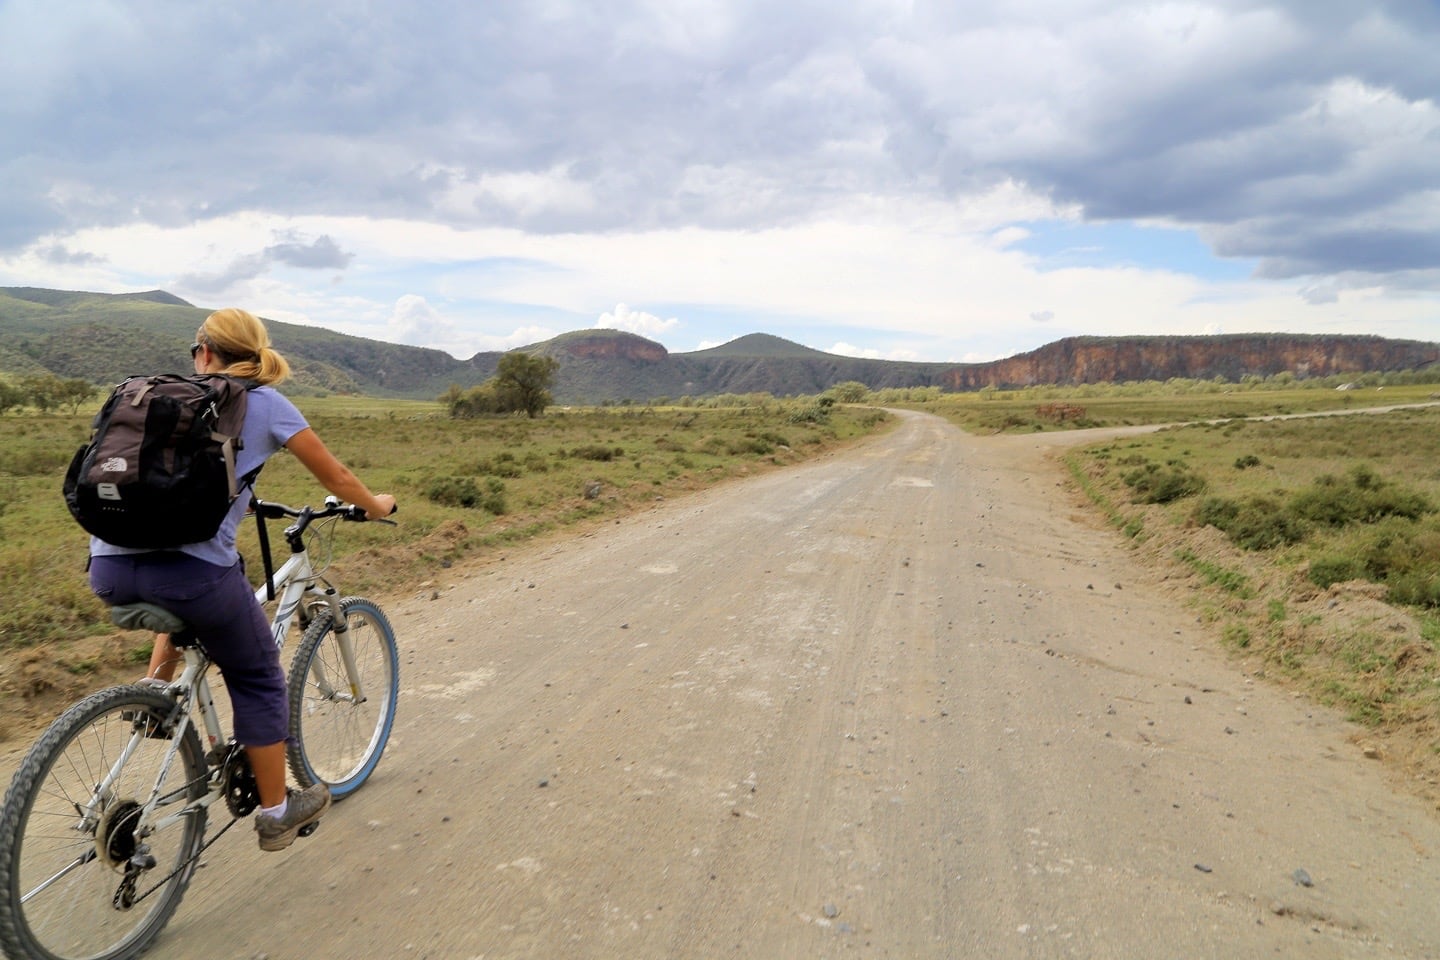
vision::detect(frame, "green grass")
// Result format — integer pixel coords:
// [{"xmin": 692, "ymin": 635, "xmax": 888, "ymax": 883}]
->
[
  {"xmin": 1069, "ymin": 403, "xmax": 1440, "ymax": 748},
  {"xmin": 904, "ymin": 381, "xmax": 1440, "ymax": 435},
  {"xmin": 1175, "ymin": 548, "xmax": 1254, "ymax": 598},
  {"xmin": 1078, "ymin": 407, "xmax": 1440, "ymax": 601},
  {"xmin": 0, "ymin": 397, "xmax": 892, "ymax": 649}
]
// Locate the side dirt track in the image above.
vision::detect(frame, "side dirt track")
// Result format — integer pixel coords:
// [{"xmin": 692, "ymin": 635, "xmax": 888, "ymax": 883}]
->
[{"xmin": 4, "ymin": 408, "xmax": 1438, "ymax": 959}]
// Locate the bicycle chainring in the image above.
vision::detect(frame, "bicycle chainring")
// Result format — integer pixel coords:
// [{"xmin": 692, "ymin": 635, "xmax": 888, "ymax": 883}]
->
[{"xmin": 223, "ymin": 745, "xmax": 260, "ymax": 818}]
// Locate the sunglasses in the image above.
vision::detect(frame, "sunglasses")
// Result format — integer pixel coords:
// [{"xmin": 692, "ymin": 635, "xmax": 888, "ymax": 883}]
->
[{"xmin": 190, "ymin": 342, "xmax": 203, "ymax": 359}]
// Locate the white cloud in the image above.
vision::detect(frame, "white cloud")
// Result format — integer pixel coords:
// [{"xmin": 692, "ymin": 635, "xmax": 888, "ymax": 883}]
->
[
  {"xmin": 387, "ymin": 294, "xmax": 453, "ymax": 347},
  {"xmin": 595, "ymin": 303, "xmax": 680, "ymax": 338},
  {"xmin": 828, "ymin": 342, "xmax": 920, "ymax": 362},
  {"xmin": 4, "ymin": 197, "xmax": 1437, "ymax": 366},
  {"xmin": 828, "ymin": 342, "xmax": 879, "ymax": 358}
]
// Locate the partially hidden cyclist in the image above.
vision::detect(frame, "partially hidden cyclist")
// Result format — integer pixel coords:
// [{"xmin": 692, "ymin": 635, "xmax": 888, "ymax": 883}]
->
[{"xmin": 86, "ymin": 307, "xmax": 398, "ymax": 851}]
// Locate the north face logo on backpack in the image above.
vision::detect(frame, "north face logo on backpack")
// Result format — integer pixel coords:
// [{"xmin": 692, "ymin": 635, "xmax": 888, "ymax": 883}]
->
[{"xmin": 99, "ymin": 457, "xmax": 128, "ymax": 472}]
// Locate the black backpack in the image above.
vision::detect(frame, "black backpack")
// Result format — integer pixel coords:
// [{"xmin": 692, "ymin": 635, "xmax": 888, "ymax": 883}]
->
[{"xmin": 63, "ymin": 374, "xmax": 258, "ymax": 548}]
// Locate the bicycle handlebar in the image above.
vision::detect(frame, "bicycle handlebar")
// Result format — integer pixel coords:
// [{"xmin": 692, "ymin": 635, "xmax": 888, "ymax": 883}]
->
[{"xmin": 251, "ymin": 496, "xmax": 398, "ymax": 537}]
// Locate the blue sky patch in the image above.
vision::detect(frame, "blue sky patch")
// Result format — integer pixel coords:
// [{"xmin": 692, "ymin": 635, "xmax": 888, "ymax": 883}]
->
[{"xmin": 1012, "ymin": 222, "xmax": 1255, "ymax": 282}]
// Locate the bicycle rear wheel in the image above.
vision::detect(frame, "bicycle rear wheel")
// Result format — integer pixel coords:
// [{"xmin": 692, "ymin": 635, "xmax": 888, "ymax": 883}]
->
[
  {"xmin": 286, "ymin": 597, "xmax": 399, "ymax": 799},
  {"xmin": 0, "ymin": 686, "xmax": 207, "ymax": 960}
]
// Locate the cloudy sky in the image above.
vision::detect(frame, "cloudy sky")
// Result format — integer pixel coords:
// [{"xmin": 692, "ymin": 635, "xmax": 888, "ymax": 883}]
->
[{"xmin": 2, "ymin": 1, "xmax": 1438, "ymax": 362}]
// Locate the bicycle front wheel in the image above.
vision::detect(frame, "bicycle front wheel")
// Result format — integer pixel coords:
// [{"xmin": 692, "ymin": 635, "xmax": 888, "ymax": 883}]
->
[
  {"xmin": 0, "ymin": 686, "xmax": 207, "ymax": 960},
  {"xmin": 287, "ymin": 597, "xmax": 399, "ymax": 799}
]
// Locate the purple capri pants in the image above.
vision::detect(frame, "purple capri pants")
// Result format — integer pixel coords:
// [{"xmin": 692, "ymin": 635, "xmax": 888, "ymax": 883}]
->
[{"xmin": 89, "ymin": 553, "xmax": 289, "ymax": 746}]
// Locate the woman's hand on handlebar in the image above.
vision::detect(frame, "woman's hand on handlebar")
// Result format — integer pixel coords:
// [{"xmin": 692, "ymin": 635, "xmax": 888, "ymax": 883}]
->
[{"xmin": 362, "ymin": 494, "xmax": 398, "ymax": 521}]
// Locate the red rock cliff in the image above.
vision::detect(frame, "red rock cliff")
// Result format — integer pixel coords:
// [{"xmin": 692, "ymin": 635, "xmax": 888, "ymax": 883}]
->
[
  {"xmin": 553, "ymin": 332, "xmax": 669, "ymax": 363},
  {"xmin": 942, "ymin": 335, "xmax": 1439, "ymax": 390}
]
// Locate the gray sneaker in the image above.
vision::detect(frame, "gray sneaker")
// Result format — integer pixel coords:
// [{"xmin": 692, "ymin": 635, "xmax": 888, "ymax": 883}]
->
[{"xmin": 254, "ymin": 784, "xmax": 332, "ymax": 851}]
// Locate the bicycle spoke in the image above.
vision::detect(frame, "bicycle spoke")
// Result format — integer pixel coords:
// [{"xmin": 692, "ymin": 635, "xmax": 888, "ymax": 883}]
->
[
  {"xmin": 1, "ymin": 688, "xmax": 208, "ymax": 960},
  {"xmin": 288, "ymin": 598, "xmax": 398, "ymax": 798}
]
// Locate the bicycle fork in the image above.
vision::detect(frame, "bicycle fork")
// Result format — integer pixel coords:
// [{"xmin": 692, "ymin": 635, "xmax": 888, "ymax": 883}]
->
[{"xmin": 307, "ymin": 588, "xmax": 369, "ymax": 706}]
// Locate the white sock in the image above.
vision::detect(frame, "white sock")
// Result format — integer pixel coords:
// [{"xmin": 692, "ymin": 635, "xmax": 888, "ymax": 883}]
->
[{"xmin": 261, "ymin": 798, "xmax": 288, "ymax": 820}]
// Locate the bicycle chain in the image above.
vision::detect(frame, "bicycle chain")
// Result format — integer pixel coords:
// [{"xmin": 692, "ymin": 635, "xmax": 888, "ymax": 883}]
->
[
  {"xmin": 125, "ymin": 813, "xmax": 241, "ymax": 908},
  {"xmin": 118, "ymin": 748, "xmax": 246, "ymax": 909}
]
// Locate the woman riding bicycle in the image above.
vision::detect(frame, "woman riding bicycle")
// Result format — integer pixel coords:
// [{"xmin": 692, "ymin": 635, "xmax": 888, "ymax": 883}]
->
[{"xmin": 86, "ymin": 307, "xmax": 397, "ymax": 851}]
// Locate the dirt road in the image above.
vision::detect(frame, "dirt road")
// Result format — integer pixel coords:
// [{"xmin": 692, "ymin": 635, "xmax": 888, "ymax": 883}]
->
[{"xmin": 15, "ymin": 409, "xmax": 1440, "ymax": 958}]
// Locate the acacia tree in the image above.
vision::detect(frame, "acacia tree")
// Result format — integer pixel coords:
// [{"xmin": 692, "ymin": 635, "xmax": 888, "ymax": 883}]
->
[
  {"xmin": 0, "ymin": 381, "xmax": 24, "ymax": 415},
  {"xmin": 494, "ymin": 352, "xmax": 560, "ymax": 418},
  {"xmin": 58, "ymin": 378, "xmax": 96, "ymax": 414},
  {"xmin": 440, "ymin": 353, "xmax": 560, "ymax": 418}
]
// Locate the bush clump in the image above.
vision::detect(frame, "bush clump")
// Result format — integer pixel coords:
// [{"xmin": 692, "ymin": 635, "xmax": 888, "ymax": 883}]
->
[
  {"xmin": 568, "ymin": 445, "xmax": 624, "ymax": 462},
  {"xmin": 425, "ymin": 476, "xmax": 507, "ymax": 514},
  {"xmin": 1307, "ymin": 521, "xmax": 1440, "ymax": 603},
  {"xmin": 787, "ymin": 403, "xmax": 832, "ymax": 425},
  {"xmin": 426, "ymin": 476, "xmax": 483, "ymax": 508},
  {"xmin": 1123, "ymin": 462, "xmax": 1206, "ymax": 504},
  {"xmin": 727, "ymin": 437, "xmax": 774, "ymax": 455},
  {"xmin": 1289, "ymin": 465, "xmax": 1432, "ymax": 527},
  {"xmin": 1193, "ymin": 495, "xmax": 1307, "ymax": 550},
  {"xmin": 1307, "ymin": 555, "xmax": 1367, "ymax": 588}
]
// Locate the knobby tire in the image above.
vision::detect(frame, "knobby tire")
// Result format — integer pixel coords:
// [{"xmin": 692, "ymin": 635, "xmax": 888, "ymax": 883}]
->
[
  {"xmin": 286, "ymin": 597, "xmax": 399, "ymax": 799},
  {"xmin": 0, "ymin": 686, "xmax": 207, "ymax": 960}
]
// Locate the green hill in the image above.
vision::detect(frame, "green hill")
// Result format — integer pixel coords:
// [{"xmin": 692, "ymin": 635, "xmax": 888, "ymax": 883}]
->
[
  {"xmin": 4, "ymin": 286, "xmax": 1436, "ymax": 403},
  {"xmin": 684, "ymin": 333, "xmax": 834, "ymax": 359},
  {"xmin": 0, "ymin": 287, "xmax": 490, "ymax": 399}
]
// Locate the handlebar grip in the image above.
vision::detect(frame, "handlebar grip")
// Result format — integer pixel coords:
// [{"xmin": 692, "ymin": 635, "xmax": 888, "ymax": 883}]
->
[{"xmin": 343, "ymin": 503, "xmax": 399, "ymax": 522}]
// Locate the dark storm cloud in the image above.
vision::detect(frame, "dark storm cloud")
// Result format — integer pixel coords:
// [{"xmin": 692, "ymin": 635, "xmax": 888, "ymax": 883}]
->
[
  {"xmin": 177, "ymin": 234, "xmax": 353, "ymax": 294},
  {"xmin": 2, "ymin": 1, "xmax": 1437, "ymax": 281},
  {"xmin": 266, "ymin": 235, "xmax": 353, "ymax": 270},
  {"xmin": 40, "ymin": 244, "xmax": 106, "ymax": 266}
]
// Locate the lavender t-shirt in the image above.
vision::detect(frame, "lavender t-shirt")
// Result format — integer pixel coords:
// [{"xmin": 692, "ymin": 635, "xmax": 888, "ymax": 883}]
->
[{"xmin": 89, "ymin": 386, "xmax": 310, "ymax": 568}]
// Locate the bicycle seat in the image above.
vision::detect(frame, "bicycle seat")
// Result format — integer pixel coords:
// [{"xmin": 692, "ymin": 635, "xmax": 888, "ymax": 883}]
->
[{"xmin": 110, "ymin": 602, "xmax": 188, "ymax": 637}]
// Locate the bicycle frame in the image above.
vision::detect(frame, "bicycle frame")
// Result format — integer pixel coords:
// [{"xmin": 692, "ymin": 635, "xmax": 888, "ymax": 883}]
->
[{"xmin": 94, "ymin": 536, "xmax": 357, "ymax": 847}]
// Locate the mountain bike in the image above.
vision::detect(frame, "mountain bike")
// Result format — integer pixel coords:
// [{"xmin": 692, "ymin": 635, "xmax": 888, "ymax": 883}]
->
[{"xmin": 0, "ymin": 497, "xmax": 400, "ymax": 960}]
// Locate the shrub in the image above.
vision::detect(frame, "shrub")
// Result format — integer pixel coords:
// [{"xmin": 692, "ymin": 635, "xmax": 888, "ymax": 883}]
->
[
  {"xmin": 479, "ymin": 476, "xmax": 508, "ymax": 514},
  {"xmin": 1308, "ymin": 555, "xmax": 1367, "ymax": 588},
  {"xmin": 426, "ymin": 476, "xmax": 483, "ymax": 508},
  {"xmin": 1387, "ymin": 570, "xmax": 1440, "ymax": 607},
  {"xmin": 424, "ymin": 476, "xmax": 507, "ymax": 514},
  {"xmin": 787, "ymin": 404, "xmax": 831, "ymax": 424},
  {"xmin": 1289, "ymin": 467, "xmax": 1433, "ymax": 527},
  {"xmin": 463, "ymin": 456, "xmax": 523, "ymax": 478},
  {"xmin": 569, "ymin": 445, "xmax": 624, "ymax": 461},
  {"xmin": 1193, "ymin": 496, "xmax": 1240, "ymax": 530},
  {"xmin": 1193, "ymin": 495, "xmax": 1307, "ymax": 550},
  {"xmin": 1123, "ymin": 462, "xmax": 1206, "ymax": 504},
  {"xmin": 1234, "ymin": 454, "xmax": 1262, "ymax": 469},
  {"xmin": 728, "ymin": 437, "xmax": 773, "ymax": 455}
]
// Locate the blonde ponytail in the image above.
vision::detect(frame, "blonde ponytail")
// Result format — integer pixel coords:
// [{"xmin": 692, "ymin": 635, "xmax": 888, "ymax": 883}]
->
[{"xmin": 200, "ymin": 308, "xmax": 291, "ymax": 386}]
